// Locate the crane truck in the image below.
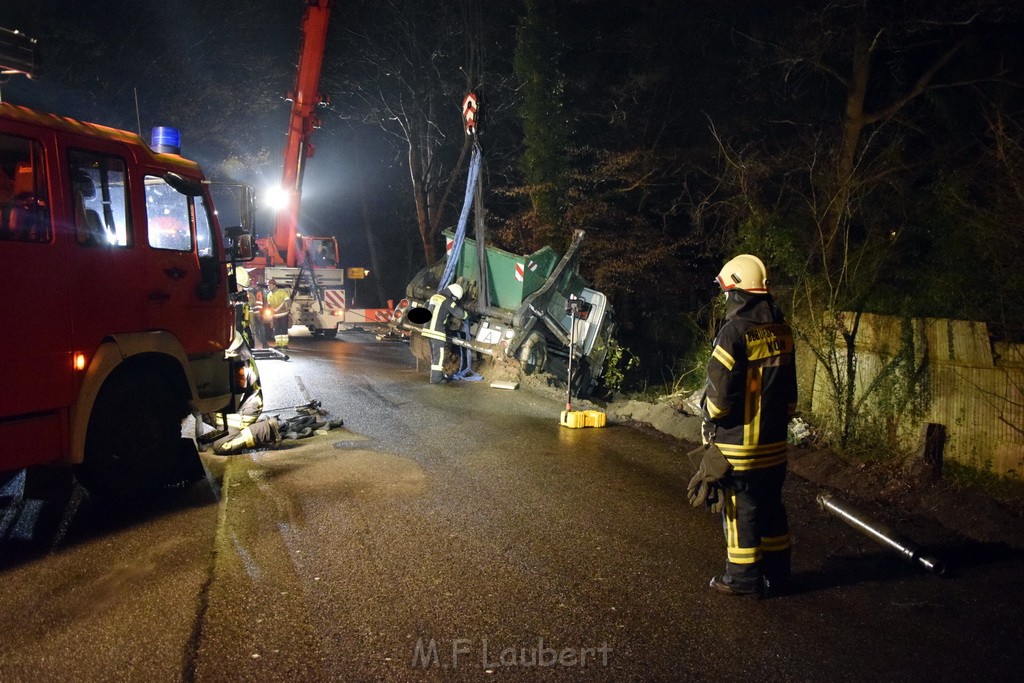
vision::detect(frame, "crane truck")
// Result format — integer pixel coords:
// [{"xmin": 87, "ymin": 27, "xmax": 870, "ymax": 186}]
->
[{"xmin": 249, "ymin": 0, "xmax": 391, "ymax": 339}]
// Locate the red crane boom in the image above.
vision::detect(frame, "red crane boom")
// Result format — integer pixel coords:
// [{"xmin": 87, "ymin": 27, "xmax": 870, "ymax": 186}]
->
[{"xmin": 273, "ymin": 0, "xmax": 333, "ymax": 267}]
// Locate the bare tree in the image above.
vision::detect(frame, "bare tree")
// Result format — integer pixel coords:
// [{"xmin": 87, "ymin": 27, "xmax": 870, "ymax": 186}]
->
[
  {"xmin": 700, "ymin": 1, "xmax": 1023, "ymax": 448},
  {"xmin": 325, "ymin": 0, "xmax": 515, "ymax": 265}
]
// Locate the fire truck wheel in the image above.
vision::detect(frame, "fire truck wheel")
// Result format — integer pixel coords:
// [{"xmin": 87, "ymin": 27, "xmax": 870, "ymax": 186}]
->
[
  {"xmin": 77, "ymin": 368, "xmax": 192, "ymax": 503},
  {"xmin": 519, "ymin": 332, "xmax": 548, "ymax": 376},
  {"xmin": 321, "ymin": 328, "xmax": 338, "ymax": 339}
]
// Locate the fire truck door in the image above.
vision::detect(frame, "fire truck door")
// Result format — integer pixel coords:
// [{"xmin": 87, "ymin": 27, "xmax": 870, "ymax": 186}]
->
[
  {"xmin": 143, "ymin": 175, "xmax": 227, "ymax": 354},
  {"xmin": 66, "ymin": 149, "xmax": 146, "ymax": 343},
  {"xmin": 1, "ymin": 129, "xmax": 73, "ymax": 467}
]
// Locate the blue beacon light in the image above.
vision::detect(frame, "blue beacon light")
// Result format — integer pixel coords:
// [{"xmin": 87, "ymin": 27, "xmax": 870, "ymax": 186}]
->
[{"xmin": 150, "ymin": 126, "xmax": 181, "ymax": 154}]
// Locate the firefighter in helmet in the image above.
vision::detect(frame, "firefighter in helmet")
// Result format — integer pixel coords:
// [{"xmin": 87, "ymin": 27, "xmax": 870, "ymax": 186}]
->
[
  {"xmin": 250, "ymin": 276, "xmax": 269, "ymax": 349},
  {"xmin": 229, "ymin": 266, "xmax": 258, "ymax": 353},
  {"xmin": 422, "ymin": 283, "xmax": 468, "ymax": 384},
  {"xmin": 267, "ymin": 278, "xmax": 292, "ymax": 349},
  {"xmin": 208, "ymin": 265, "xmax": 265, "ymax": 447},
  {"xmin": 698, "ymin": 254, "xmax": 798, "ymax": 596}
]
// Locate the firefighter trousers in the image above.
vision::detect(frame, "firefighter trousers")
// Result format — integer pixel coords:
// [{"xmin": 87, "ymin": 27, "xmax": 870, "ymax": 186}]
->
[
  {"xmin": 212, "ymin": 417, "xmax": 281, "ymax": 454},
  {"xmin": 428, "ymin": 337, "xmax": 450, "ymax": 384},
  {"xmin": 720, "ymin": 463, "xmax": 791, "ymax": 591}
]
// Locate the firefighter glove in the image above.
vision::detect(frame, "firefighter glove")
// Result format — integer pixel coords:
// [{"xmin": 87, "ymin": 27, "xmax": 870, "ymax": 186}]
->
[{"xmin": 686, "ymin": 443, "xmax": 731, "ymax": 513}]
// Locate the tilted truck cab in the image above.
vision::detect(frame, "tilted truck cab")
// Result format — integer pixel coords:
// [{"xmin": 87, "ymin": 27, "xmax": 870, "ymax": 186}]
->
[
  {"xmin": 394, "ymin": 229, "xmax": 614, "ymax": 396},
  {"xmin": 0, "ymin": 103, "xmax": 247, "ymax": 499}
]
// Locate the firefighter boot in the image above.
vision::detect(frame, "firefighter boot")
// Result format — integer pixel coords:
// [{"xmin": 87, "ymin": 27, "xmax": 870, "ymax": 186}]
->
[
  {"xmin": 709, "ymin": 574, "xmax": 760, "ymax": 597},
  {"xmin": 760, "ymin": 546, "xmax": 792, "ymax": 597}
]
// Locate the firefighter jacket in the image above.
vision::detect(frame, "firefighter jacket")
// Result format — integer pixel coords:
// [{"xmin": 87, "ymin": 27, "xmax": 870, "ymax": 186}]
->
[
  {"xmin": 702, "ymin": 291, "xmax": 797, "ymax": 472},
  {"xmin": 422, "ymin": 292, "xmax": 468, "ymax": 341}
]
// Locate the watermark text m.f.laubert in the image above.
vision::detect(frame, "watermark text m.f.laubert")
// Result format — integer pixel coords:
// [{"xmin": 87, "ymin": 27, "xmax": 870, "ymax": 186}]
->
[{"xmin": 411, "ymin": 637, "xmax": 612, "ymax": 669}]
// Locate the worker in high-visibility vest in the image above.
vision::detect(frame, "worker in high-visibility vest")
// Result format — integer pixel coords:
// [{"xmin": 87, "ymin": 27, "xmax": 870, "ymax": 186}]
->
[
  {"xmin": 422, "ymin": 283, "xmax": 468, "ymax": 383},
  {"xmin": 266, "ymin": 278, "xmax": 292, "ymax": 349}
]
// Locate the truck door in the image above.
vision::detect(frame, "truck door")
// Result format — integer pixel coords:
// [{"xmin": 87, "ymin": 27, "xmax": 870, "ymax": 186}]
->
[
  {"xmin": 0, "ymin": 127, "xmax": 72, "ymax": 467},
  {"xmin": 142, "ymin": 174, "xmax": 228, "ymax": 354},
  {"xmin": 65, "ymin": 148, "xmax": 146, "ymax": 343}
]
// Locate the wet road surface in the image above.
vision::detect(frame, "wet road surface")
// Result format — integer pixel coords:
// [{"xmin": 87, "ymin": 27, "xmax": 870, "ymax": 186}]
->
[{"xmin": 2, "ymin": 329, "xmax": 1024, "ymax": 680}]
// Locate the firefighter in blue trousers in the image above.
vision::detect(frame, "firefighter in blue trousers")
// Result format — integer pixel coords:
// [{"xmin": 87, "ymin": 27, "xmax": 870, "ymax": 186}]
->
[
  {"xmin": 692, "ymin": 254, "xmax": 798, "ymax": 597},
  {"xmin": 422, "ymin": 284, "xmax": 468, "ymax": 384}
]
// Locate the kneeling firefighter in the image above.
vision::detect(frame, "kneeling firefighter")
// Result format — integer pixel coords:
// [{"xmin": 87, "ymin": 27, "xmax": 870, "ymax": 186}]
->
[{"xmin": 422, "ymin": 283, "xmax": 468, "ymax": 384}]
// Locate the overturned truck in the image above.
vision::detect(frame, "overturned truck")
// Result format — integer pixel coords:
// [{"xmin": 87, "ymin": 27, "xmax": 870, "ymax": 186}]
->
[{"xmin": 393, "ymin": 229, "xmax": 614, "ymax": 396}]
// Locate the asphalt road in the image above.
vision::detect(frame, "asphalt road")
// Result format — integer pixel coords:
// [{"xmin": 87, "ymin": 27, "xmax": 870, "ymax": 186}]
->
[{"xmin": 2, "ymin": 329, "xmax": 1023, "ymax": 681}]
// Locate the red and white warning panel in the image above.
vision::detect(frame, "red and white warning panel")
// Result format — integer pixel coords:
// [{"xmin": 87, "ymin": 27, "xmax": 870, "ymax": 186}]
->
[
  {"xmin": 342, "ymin": 308, "xmax": 394, "ymax": 324},
  {"xmin": 323, "ymin": 288, "xmax": 346, "ymax": 311}
]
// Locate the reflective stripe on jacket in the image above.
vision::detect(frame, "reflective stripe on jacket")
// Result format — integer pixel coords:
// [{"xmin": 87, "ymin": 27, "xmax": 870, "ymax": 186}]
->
[
  {"xmin": 703, "ymin": 292, "xmax": 797, "ymax": 471},
  {"xmin": 422, "ymin": 292, "xmax": 467, "ymax": 341}
]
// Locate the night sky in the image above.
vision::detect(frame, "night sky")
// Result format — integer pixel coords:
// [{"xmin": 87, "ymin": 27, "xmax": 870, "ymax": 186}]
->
[
  {"xmin": 4, "ymin": 1, "xmax": 1024, "ymax": 356},
  {"xmin": 1, "ymin": 1, "xmax": 393, "ymax": 298}
]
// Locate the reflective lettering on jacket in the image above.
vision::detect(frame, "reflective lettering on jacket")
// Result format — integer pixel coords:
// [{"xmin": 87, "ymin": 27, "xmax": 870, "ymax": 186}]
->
[
  {"xmin": 703, "ymin": 303, "xmax": 798, "ymax": 471},
  {"xmin": 422, "ymin": 292, "xmax": 467, "ymax": 341}
]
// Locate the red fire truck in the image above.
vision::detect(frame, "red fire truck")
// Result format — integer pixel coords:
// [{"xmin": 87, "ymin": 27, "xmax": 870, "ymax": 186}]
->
[{"xmin": 0, "ymin": 103, "xmax": 251, "ymax": 500}]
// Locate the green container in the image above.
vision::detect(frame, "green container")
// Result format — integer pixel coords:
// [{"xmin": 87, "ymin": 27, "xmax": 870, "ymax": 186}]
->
[{"xmin": 444, "ymin": 231, "xmax": 559, "ymax": 311}]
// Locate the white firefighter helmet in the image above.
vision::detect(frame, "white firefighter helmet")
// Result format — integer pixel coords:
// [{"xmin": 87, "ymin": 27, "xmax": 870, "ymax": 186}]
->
[
  {"xmin": 446, "ymin": 283, "xmax": 465, "ymax": 301},
  {"xmin": 716, "ymin": 254, "xmax": 768, "ymax": 293},
  {"xmin": 235, "ymin": 266, "xmax": 251, "ymax": 288}
]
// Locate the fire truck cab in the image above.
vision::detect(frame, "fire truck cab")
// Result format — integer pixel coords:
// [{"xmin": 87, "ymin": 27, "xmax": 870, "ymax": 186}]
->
[{"xmin": 0, "ymin": 103, "xmax": 248, "ymax": 499}]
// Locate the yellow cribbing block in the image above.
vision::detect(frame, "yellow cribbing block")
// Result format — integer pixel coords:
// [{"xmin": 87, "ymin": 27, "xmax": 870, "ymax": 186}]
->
[
  {"xmin": 559, "ymin": 409, "xmax": 606, "ymax": 429},
  {"xmin": 560, "ymin": 410, "xmax": 585, "ymax": 428}
]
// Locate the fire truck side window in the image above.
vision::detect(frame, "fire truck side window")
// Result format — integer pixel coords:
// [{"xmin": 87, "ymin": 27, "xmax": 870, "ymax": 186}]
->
[
  {"xmin": 145, "ymin": 175, "xmax": 193, "ymax": 251},
  {"xmin": 194, "ymin": 194, "xmax": 222, "ymax": 299},
  {"xmin": 68, "ymin": 150, "xmax": 130, "ymax": 247},
  {"xmin": 194, "ymin": 194, "xmax": 216, "ymax": 260},
  {"xmin": 0, "ymin": 133, "xmax": 51, "ymax": 243}
]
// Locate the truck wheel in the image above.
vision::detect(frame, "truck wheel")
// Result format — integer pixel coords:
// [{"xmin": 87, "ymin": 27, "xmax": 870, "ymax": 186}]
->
[
  {"xmin": 321, "ymin": 328, "xmax": 338, "ymax": 339},
  {"xmin": 519, "ymin": 332, "xmax": 548, "ymax": 375},
  {"xmin": 571, "ymin": 358, "xmax": 594, "ymax": 398},
  {"xmin": 409, "ymin": 333, "xmax": 431, "ymax": 365},
  {"xmin": 77, "ymin": 368, "xmax": 194, "ymax": 503}
]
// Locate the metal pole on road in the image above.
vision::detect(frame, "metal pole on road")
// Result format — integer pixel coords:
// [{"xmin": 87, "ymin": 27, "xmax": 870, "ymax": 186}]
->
[{"xmin": 817, "ymin": 493, "xmax": 946, "ymax": 575}]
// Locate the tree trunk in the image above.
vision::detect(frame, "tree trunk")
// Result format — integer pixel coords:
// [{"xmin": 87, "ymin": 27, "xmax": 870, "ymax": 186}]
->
[
  {"xmin": 408, "ymin": 124, "xmax": 435, "ymax": 264},
  {"xmin": 826, "ymin": 28, "xmax": 870, "ymax": 272},
  {"xmin": 357, "ymin": 174, "xmax": 387, "ymax": 306},
  {"xmin": 840, "ymin": 311, "xmax": 862, "ymax": 448}
]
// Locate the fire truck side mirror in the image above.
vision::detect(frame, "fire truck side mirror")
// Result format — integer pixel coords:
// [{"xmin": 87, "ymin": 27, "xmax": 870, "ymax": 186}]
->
[
  {"xmin": 235, "ymin": 233, "xmax": 255, "ymax": 261},
  {"xmin": 240, "ymin": 185, "xmax": 256, "ymax": 234},
  {"xmin": 163, "ymin": 171, "xmax": 205, "ymax": 197},
  {"xmin": 225, "ymin": 229, "xmax": 254, "ymax": 262}
]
